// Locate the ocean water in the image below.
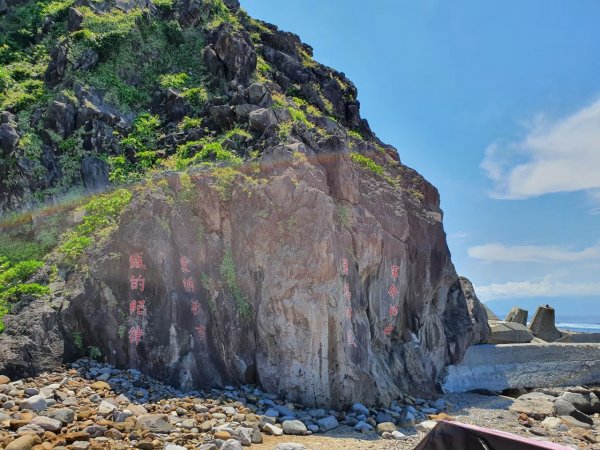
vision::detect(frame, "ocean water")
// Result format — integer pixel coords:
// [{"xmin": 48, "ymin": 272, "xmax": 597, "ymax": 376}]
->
[{"xmin": 555, "ymin": 323, "xmax": 600, "ymax": 334}]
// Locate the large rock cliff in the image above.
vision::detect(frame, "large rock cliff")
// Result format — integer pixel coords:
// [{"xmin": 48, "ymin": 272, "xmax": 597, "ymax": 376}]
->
[{"xmin": 0, "ymin": 0, "xmax": 489, "ymax": 408}]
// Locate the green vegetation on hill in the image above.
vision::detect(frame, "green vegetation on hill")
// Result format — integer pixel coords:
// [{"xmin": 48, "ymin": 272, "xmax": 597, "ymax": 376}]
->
[
  {"xmin": 58, "ymin": 188, "xmax": 133, "ymax": 262},
  {"xmin": 0, "ymin": 259, "xmax": 49, "ymax": 332},
  {"xmin": 0, "ymin": 0, "xmax": 411, "ymax": 336}
]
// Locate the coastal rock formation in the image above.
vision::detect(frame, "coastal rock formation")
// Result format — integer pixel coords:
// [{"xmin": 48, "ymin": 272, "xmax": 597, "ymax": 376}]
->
[
  {"xmin": 0, "ymin": 150, "xmax": 489, "ymax": 408},
  {"xmin": 0, "ymin": 0, "xmax": 489, "ymax": 408}
]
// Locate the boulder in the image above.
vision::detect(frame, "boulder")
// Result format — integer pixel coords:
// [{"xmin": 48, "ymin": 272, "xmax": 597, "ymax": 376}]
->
[
  {"xmin": 282, "ymin": 420, "xmax": 307, "ymax": 435},
  {"xmin": 44, "ymin": 408, "xmax": 75, "ymax": 424},
  {"xmin": 248, "ymin": 108, "xmax": 277, "ymax": 133},
  {"xmin": 209, "ymin": 105, "xmax": 236, "ymax": 130},
  {"xmin": 509, "ymin": 393, "xmax": 556, "ymax": 420},
  {"xmin": 529, "ymin": 305, "xmax": 561, "ymax": 342},
  {"xmin": 5, "ymin": 435, "xmax": 41, "ymax": 450},
  {"xmin": 73, "ymin": 48, "xmax": 99, "ymax": 71},
  {"xmin": 235, "ymin": 104, "xmax": 260, "ymax": 120},
  {"xmin": 0, "ymin": 123, "xmax": 19, "ymax": 153},
  {"xmin": 220, "ymin": 440, "xmax": 243, "ymax": 450},
  {"xmin": 317, "ymin": 416, "xmax": 339, "ymax": 431},
  {"xmin": 165, "ymin": 89, "xmax": 189, "ymax": 123},
  {"xmin": 31, "ymin": 415, "xmax": 62, "ymax": 431},
  {"xmin": 68, "ymin": 7, "xmax": 83, "ymax": 31},
  {"xmin": 248, "ymin": 83, "xmax": 269, "ymax": 105},
  {"xmin": 19, "ymin": 395, "xmax": 47, "ymax": 412},
  {"xmin": 540, "ymin": 417, "xmax": 568, "ymax": 432},
  {"xmin": 376, "ymin": 422, "xmax": 396, "ymax": 434},
  {"xmin": 45, "ymin": 100, "xmax": 75, "ymax": 138},
  {"xmin": 45, "ymin": 45, "xmax": 68, "ymax": 85},
  {"xmin": 443, "ymin": 277, "xmax": 490, "ymax": 355},
  {"xmin": 205, "ymin": 24, "xmax": 257, "ymax": 83},
  {"xmin": 135, "ymin": 414, "xmax": 173, "ymax": 433},
  {"xmin": 505, "ymin": 307, "xmax": 528, "ymax": 326},
  {"xmin": 484, "ymin": 322, "xmax": 534, "ymax": 344},
  {"xmin": 262, "ymin": 423, "xmax": 283, "ymax": 436},
  {"xmin": 559, "ymin": 391, "xmax": 600, "ymax": 415},
  {"xmin": 559, "ymin": 415, "xmax": 591, "ymax": 429}
]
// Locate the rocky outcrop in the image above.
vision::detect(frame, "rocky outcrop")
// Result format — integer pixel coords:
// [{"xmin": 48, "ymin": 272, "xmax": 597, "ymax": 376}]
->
[
  {"xmin": 204, "ymin": 24, "xmax": 257, "ymax": 84},
  {"xmin": 0, "ymin": 148, "xmax": 488, "ymax": 408},
  {"xmin": 0, "ymin": 0, "xmax": 490, "ymax": 410}
]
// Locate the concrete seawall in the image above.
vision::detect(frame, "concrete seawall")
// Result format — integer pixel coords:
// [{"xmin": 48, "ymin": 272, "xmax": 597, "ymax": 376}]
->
[{"xmin": 442, "ymin": 343, "xmax": 600, "ymax": 393}]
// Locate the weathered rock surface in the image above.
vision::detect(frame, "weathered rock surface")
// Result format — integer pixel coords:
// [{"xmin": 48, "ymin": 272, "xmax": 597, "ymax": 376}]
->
[
  {"xmin": 0, "ymin": 150, "xmax": 488, "ymax": 408},
  {"xmin": 509, "ymin": 392, "xmax": 556, "ymax": 420},
  {"xmin": 0, "ymin": 0, "xmax": 489, "ymax": 412},
  {"xmin": 529, "ymin": 305, "xmax": 562, "ymax": 342},
  {"xmin": 505, "ymin": 307, "xmax": 528, "ymax": 326},
  {"xmin": 484, "ymin": 322, "xmax": 534, "ymax": 344},
  {"xmin": 442, "ymin": 343, "xmax": 600, "ymax": 393}
]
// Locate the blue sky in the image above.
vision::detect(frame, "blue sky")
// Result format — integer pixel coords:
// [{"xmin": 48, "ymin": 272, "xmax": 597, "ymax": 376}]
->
[{"xmin": 241, "ymin": 0, "xmax": 600, "ymax": 322}]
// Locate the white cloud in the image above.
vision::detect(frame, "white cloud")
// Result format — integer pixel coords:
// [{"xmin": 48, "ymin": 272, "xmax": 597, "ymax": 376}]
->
[
  {"xmin": 468, "ymin": 242, "xmax": 600, "ymax": 263},
  {"xmin": 482, "ymin": 99, "xmax": 600, "ymax": 199},
  {"xmin": 476, "ymin": 276, "xmax": 600, "ymax": 301}
]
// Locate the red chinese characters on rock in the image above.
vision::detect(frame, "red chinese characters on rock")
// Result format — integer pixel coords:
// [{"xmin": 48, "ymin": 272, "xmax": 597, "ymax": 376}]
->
[
  {"xmin": 344, "ymin": 282, "xmax": 351, "ymax": 301},
  {"xmin": 391, "ymin": 265, "xmax": 400, "ymax": 280},
  {"xmin": 129, "ymin": 326, "xmax": 144, "ymax": 345},
  {"xmin": 383, "ymin": 323, "xmax": 394, "ymax": 336},
  {"xmin": 195, "ymin": 325, "xmax": 207, "ymax": 342},
  {"xmin": 130, "ymin": 275, "xmax": 145, "ymax": 292},
  {"xmin": 180, "ymin": 256, "xmax": 191, "ymax": 274},
  {"xmin": 389, "ymin": 304, "xmax": 399, "ymax": 317},
  {"xmin": 342, "ymin": 258, "xmax": 349, "ymax": 276},
  {"xmin": 347, "ymin": 329, "xmax": 358, "ymax": 347},
  {"xmin": 129, "ymin": 300, "xmax": 146, "ymax": 316},
  {"xmin": 182, "ymin": 277, "xmax": 195, "ymax": 293},
  {"xmin": 388, "ymin": 283, "xmax": 399, "ymax": 297},
  {"xmin": 345, "ymin": 306, "xmax": 353, "ymax": 320},
  {"xmin": 129, "ymin": 253, "xmax": 146, "ymax": 270},
  {"xmin": 191, "ymin": 300, "xmax": 202, "ymax": 316}
]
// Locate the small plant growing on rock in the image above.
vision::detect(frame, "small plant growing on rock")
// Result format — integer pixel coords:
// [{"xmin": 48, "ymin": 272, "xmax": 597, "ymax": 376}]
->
[
  {"xmin": 0, "ymin": 258, "xmax": 50, "ymax": 332},
  {"xmin": 72, "ymin": 331, "xmax": 83, "ymax": 350},
  {"xmin": 219, "ymin": 248, "xmax": 252, "ymax": 320},
  {"xmin": 350, "ymin": 152, "xmax": 384, "ymax": 176},
  {"xmin": 58, "ymin": 189, "xmax": 133, "ymax": 261},
  {"xmin": 337, "ymin": 204, "xmax": 351, "ymax": 228},
  {"xmin": 88, "ymin": 346, "xmax": 102, "ymax": 360}
]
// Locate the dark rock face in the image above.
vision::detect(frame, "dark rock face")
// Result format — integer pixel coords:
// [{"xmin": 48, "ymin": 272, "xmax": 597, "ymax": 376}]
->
[
  {"xmin": 205, "ymin": 24, "xmax": 257, "ymax": 84},
  {"xmin": 45, "ymin": 45, "xmax": 68, "ymax": 85},
  {"xmin": 443, "ymin": 277, "xmax": 490, "ymax": 358},
  {"xmin": 81, "ymin": 156, "xmax": 109, "ymax": 193},
  {"xmin": 0, "ymin": 123, "xmax": 19, "ymax": 153},
  {"xmin": 0, "ymin": 297, "xmax": 64, "ymax": 379},
  {"xmin": 0, "ymin": 149, "xmax": 488, "ymax": 408}
]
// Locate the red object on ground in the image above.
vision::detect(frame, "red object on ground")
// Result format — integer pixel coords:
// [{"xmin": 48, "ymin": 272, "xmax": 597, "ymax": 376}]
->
[{"xmin": 413, "ymin": 420, "xmax": 573, "ymax": 450}]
